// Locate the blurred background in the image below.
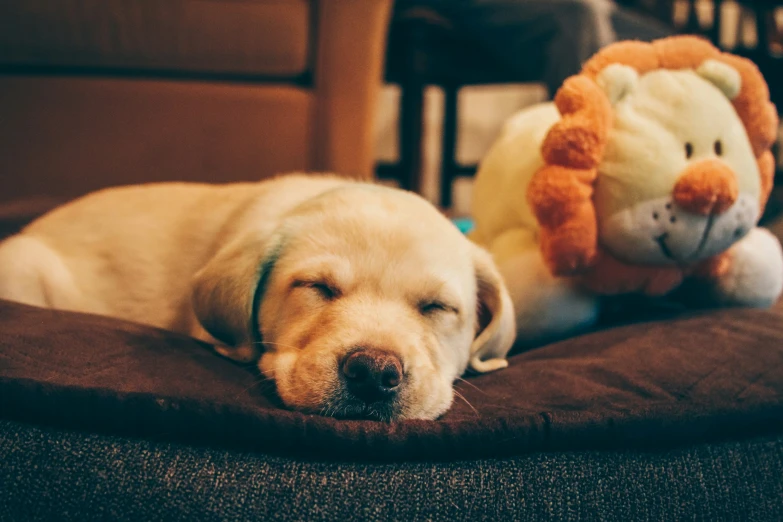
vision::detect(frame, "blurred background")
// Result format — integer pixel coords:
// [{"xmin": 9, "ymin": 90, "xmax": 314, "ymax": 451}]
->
[
  {"xmin": 374, "ymin": 0, "xmax": 783, "ymax": 217},
  {"xmin": 0, "ymin": 0, "xmax": 781, "ymax": 222}
]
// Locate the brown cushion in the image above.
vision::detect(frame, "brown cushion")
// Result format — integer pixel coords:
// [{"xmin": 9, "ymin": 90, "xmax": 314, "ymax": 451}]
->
[
  {"xmin": 2, "ymin": 298, "xmax": 782, "ymax": 461},
  {"xmin": 2, "ymin": 201, "xmax": 782, "ymax": 461},
  {"xmin": 0, "ymin": 0, "xmax": 310, "ymax": 77}
]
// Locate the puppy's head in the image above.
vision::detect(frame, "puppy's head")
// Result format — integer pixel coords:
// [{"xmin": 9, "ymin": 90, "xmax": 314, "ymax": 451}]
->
[{"xmin": 193, "ymin": 185, "xmax": 515, "ymax": 421}]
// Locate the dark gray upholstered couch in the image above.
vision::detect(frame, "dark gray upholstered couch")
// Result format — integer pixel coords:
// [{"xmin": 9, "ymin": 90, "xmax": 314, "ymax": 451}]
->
[{"xmin": 3, "ymin": 420, "xmax": 782, "ymax": 521}]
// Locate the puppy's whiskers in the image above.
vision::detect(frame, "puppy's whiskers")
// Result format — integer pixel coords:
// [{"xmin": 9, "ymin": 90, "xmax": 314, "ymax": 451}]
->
[
  {"xmin": 456, "ymin": 377, "xmax": 486, "ymax": 394},
  {"xmin": 253, "ymin": 340, "xmax": 300, "ymax": 351},
  {"xmin": 453, "ymin": 390, "xmax": 479, "ymax": 418}
]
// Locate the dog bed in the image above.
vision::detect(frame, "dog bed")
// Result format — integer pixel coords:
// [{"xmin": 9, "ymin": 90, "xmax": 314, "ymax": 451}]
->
[{"xmin": 1, "ymin": 200, "xmax": 783, "ymax": 461}]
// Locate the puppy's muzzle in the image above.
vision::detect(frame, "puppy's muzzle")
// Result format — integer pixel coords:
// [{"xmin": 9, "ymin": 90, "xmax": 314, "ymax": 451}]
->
[{"xmin": 340, "ymin": 348, "xmax": 403, "ymax": 404}]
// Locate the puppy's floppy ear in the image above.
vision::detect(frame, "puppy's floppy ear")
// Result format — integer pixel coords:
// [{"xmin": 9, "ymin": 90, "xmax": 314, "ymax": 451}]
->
[
  {"xmin": 469, "ymin": 247, "xmax": 517, "ymax": 373},
  {"xmin": 191, "ymin": 232, "xmax": 283, "ymax": 363}
]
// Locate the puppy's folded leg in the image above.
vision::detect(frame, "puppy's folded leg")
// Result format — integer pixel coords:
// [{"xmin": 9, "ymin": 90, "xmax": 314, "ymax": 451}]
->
[{"xmin": 0, "ymin": 235, "xmax": 81, "ymax": 309}]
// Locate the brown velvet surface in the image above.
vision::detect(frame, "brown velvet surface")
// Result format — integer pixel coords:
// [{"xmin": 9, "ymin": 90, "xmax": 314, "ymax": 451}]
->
[{"xmin": 1, "ymin": 203, "xmax": 783, "ymax": 461}]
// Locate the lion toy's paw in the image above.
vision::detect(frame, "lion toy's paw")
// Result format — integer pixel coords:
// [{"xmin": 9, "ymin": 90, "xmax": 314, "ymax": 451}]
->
[{"xmin": 711, "ymin": 227, "xmax": 783, "ymax": 307}]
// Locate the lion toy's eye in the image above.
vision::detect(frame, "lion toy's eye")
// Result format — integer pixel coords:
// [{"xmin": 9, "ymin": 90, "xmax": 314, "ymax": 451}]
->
[
  {"xmin": 714, "ymin": 140, "xmax": 723, "ymax": 156},
  {"xmin": 685, "ymin": 142, "xmax": 694, "ymax": 159}
]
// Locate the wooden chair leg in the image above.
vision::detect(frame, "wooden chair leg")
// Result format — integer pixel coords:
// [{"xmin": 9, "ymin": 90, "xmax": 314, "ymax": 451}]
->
[
  {"xmin": 395, "ymin": 20, "xmax": 434, "ymax": 195},
  {"xmin": 399, "ymin": 80, "xmax": 425, "ymax": 193},
  {"xmin": 684, "ymin": 0, "xmax": 701, "ymax": 34},
  {"xmin": 440, "ymin": 84, "xmax": 459, "ymax": 209},
  {"xmin": 709, "ymin": 0, "xmax": 723, "ymax": 44},
  {"xmin": 755, "ymin": 4, "xmax": 768, "ymax": 55}
]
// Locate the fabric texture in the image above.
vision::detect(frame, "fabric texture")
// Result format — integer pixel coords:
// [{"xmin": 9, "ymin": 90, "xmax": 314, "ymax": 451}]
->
[
  {"xmin": 0, "ymin": 0, "xmax": 393, "ymax": 203},
  {"xmin": 2, "ymin": 419, "xmax": 782, "ymax": 521},
  {"xmin": 2, "ymin": 289, "xmax": 783, "ymax": 461},
  {"xmin": 0, "ymin": 76, "xmax": 314, "ymax": 202},
  {"xmin": 0, "ymin": 0, "xmax": 311, "ymax": 77}
]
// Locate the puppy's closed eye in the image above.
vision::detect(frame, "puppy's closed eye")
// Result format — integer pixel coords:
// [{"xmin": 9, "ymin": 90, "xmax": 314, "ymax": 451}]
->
[
  {"xmin": 293, "ymin": 280, "xmax": 341, "ymax": 300},
  {"xmin": 418, "ymin": 300, "xmax": 459, "ymax": 316}
]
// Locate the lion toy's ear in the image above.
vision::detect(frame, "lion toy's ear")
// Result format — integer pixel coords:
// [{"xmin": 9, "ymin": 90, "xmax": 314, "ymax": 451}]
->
[
  {"xmin": 697, "ymin": 59, "xmax": 742, "ymax": 100},
  {"xmin": 596, "ymin": 63, "xmax": 639, "ymax": 106}
]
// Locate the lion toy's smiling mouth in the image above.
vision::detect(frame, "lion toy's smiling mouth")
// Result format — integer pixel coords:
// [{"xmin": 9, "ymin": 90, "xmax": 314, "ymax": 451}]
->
[{"xmin": 599, "ymin": 193, "xmax": 759, "ymax": 266}]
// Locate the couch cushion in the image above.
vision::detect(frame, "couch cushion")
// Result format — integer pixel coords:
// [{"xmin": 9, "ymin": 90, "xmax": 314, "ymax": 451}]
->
[
  {"xmin": 0, "ymin": 0, "xmax": 310, "ymax": 77},
  {"xmin": 1, "ymin": 202, "xmax": 783, "ymax": 461},
  {"xmin": 3, "ymin": 419, "xmax": 783, "ymax": 521},
  {"xmin": 0, "ymin": 76, "xmax": 314, "ymax": 203},
  {"xmin": 2, "ymin": 296, "xmax": 783, "ymax": 461}
]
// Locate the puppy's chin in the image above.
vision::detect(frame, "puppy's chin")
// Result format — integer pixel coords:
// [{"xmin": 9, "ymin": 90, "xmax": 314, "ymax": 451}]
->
[
  {"xmin": 259, "ymin": 352, "xmax": 456, "ymax": 422},
  {"xmin": 319, "ymin": 393, "xmax": 403, "ymax": 422},
  {"xmin": 310, "ymin": 389, "xmax": 453, "ymax": 422}
]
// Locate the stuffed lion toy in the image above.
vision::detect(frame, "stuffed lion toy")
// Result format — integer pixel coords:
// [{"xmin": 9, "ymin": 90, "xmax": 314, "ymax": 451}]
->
[{"xmin": 470, "ymin": 36, "xmax": 783, "ymax": 347}]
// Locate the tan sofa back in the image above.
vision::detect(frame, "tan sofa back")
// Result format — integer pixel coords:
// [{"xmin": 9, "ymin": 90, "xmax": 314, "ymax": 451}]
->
[{"xmin": 0, "ymin": 0, "xmax": 392, "ymax": 202}]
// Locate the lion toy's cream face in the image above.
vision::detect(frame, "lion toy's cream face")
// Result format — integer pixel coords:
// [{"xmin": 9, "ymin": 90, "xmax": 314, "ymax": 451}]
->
[
  {"xmin": 253, "ymin": 188, "xmax": 514, "ymax": 421},
  {"xmin": 593, "ymin": 61, "xmax": 761, "ymax": 265}
]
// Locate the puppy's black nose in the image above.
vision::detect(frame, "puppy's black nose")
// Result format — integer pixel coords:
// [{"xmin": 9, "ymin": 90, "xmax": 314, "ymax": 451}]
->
[{"xmin": 341, "ymin": 349, "xmax": 403, "ymax": 403}]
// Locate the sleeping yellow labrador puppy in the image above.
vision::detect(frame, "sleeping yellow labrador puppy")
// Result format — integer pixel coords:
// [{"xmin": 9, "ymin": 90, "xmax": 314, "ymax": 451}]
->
[{"xmin": 0, "ymin": 174, "xmax": 515, "ymax": 421}]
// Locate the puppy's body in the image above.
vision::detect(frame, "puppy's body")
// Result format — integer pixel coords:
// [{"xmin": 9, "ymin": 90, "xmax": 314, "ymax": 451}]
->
[
  {"xmin": 0, "ymin": 175, "xmax": 515, "ymax": 420},
  {"xmin": 0, "ymin": 175, "xmax": 342, "ymax": 340}
]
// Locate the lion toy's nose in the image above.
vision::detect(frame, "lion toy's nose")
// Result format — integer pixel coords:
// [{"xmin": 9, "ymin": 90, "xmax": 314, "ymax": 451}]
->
[{"xmin": 672, "ymin": 159, "xmax": 738, "ymax": 216}]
